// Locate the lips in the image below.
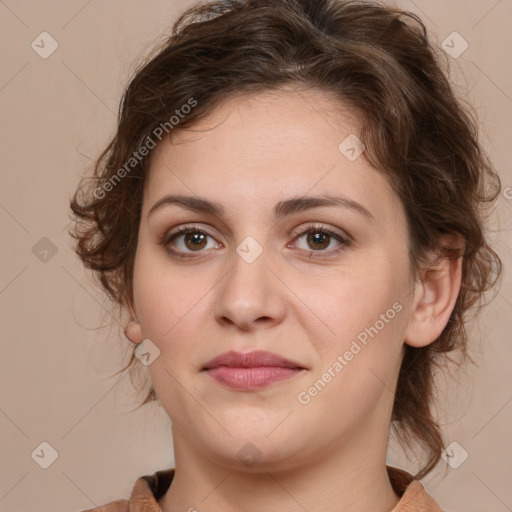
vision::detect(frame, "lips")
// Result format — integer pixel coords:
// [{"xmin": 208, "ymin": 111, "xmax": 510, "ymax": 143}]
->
[
  {"xmin": 202, "ymin": 350, "xmax": 304, "ymax": 371},
  {"xmin": 202, "ymin": 350, "xmax": 307, "ymax": 390}
]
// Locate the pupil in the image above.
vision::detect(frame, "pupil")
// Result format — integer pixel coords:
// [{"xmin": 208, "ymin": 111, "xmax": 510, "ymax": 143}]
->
[
  {"xmin": 308, "ymin": 231, "xmax": 329, "ymax": 250},
  {"xmin": 186, "ymin": 232, "xmax": 206, "ymax": 250}
]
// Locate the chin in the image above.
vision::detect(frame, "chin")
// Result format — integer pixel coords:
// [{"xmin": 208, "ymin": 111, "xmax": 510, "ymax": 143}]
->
[{"xmin": 203, "ymin": 430, "xmax": 308, "ymax": 473}]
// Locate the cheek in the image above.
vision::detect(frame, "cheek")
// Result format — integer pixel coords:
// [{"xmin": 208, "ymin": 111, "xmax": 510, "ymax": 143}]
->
[
  {"xmin": 299, "ymin": 279, "xmax": 406, "ymax": 417},
  {"xmin": 132, "ymin": 248, "xmax": 214, "ymax": 346},
  {"xmin": 303, "ymin": 261, "xmax": 409, "ymax": 390},
  {"xmin": 302, "ymin": 262, "xmax": 401, "ymax": 336}
]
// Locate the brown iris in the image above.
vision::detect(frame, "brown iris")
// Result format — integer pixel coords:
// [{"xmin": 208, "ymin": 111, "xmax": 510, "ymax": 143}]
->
[
  {"xmin": 184, "ymin": 231, "xmax": 208, "ymax": 251},
  {"xmin": 306, "ymin": 231, "xmax": 330, "ymax": 250}
]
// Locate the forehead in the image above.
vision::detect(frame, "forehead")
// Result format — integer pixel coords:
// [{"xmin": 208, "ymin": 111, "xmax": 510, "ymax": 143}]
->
[{"xmin": 143, "ymin": 87, "xmax": 403, "ymax": 228}]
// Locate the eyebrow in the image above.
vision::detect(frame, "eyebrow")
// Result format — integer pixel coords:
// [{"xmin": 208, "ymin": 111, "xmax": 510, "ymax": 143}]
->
[{"xmin": 148, "ymin": 193, "xmax": 374, "ymax": 221}]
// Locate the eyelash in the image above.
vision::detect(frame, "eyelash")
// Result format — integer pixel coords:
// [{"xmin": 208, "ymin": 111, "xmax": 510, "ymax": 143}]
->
[{"xmin": 159, "ymin": 223, "xmax": 351, "ymax": 260}]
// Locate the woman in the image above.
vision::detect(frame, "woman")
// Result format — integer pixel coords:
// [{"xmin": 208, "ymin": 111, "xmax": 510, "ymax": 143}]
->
[{"xmin": 70, "ymin": 0, "xmax": 502, "ymax": 510}]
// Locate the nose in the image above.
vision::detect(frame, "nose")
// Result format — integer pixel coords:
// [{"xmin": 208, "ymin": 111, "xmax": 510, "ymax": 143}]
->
[{"xmin": 213, "ymin": 244, "xmax": 287, "ymax": 331}]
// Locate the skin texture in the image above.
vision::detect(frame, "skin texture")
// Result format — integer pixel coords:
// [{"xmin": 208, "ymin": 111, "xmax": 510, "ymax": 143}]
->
[{"xmin": 125, "ymin": 86, "xmax": 463, "ymax": 511}]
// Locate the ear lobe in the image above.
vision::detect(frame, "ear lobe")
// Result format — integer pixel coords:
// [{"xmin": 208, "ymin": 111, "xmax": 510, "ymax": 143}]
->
[
  {"xmin": 404, "ymin": 234, "xmax": 464, "ymax": 348},
  {"xmin": 124, "ymin": 320, "xmax": 143, "ymax": 344}
]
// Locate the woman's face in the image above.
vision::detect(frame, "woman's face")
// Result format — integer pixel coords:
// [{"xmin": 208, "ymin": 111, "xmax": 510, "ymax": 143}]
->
[{"xmin": 132, "ymin": 87, "xmax": 417, "ymax": 471}]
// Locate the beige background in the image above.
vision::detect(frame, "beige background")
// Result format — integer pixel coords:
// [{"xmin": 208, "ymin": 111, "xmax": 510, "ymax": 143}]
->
[{"xmin": 0, "ymin": 1, "xmax": 511, "ymax": 511}]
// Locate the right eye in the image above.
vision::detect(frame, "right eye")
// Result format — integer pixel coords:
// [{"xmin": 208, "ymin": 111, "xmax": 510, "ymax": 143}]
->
[{"xmin": 160, "ymin": 225, "xmax": 222, "ymax": 259}]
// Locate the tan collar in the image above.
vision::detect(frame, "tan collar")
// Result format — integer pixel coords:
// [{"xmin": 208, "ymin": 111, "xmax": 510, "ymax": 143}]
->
[{"xmin": 104, "ymin": 465, "xmax": 444, "ymax": 511}]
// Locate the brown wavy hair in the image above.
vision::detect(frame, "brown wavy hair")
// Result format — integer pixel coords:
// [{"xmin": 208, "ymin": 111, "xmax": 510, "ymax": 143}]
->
[{"xmin": 69, "ymin": 0, "xmax": 502, "ymax": 480}]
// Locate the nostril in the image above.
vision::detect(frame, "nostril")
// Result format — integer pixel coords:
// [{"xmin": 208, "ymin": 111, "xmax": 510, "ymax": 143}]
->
[{"xmin": 255, "ymin": 316, "xmax": 272, "ymax": 323}]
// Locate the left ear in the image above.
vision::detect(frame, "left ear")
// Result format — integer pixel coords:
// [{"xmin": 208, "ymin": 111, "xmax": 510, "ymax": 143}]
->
[{"xmin": 404, "ymin": 233, "xmax": 465, "ymax": 348}]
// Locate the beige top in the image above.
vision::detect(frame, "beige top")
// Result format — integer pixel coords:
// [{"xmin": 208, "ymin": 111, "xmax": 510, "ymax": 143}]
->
[{"xmin": 81, "ymin": 465, "xmax": 444, "ymax": 511}]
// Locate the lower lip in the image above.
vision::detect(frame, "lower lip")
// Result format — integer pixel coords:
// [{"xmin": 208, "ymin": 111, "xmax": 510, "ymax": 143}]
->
[{"xmin": 204, "ymin": 366, "xmax": 305, "ymax": 390}]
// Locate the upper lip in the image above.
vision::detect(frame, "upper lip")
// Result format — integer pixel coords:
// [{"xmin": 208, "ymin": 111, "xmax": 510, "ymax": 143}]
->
[{"xmin": 202, "ymin": 350, "xmax": 305, "ymax": 370}]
